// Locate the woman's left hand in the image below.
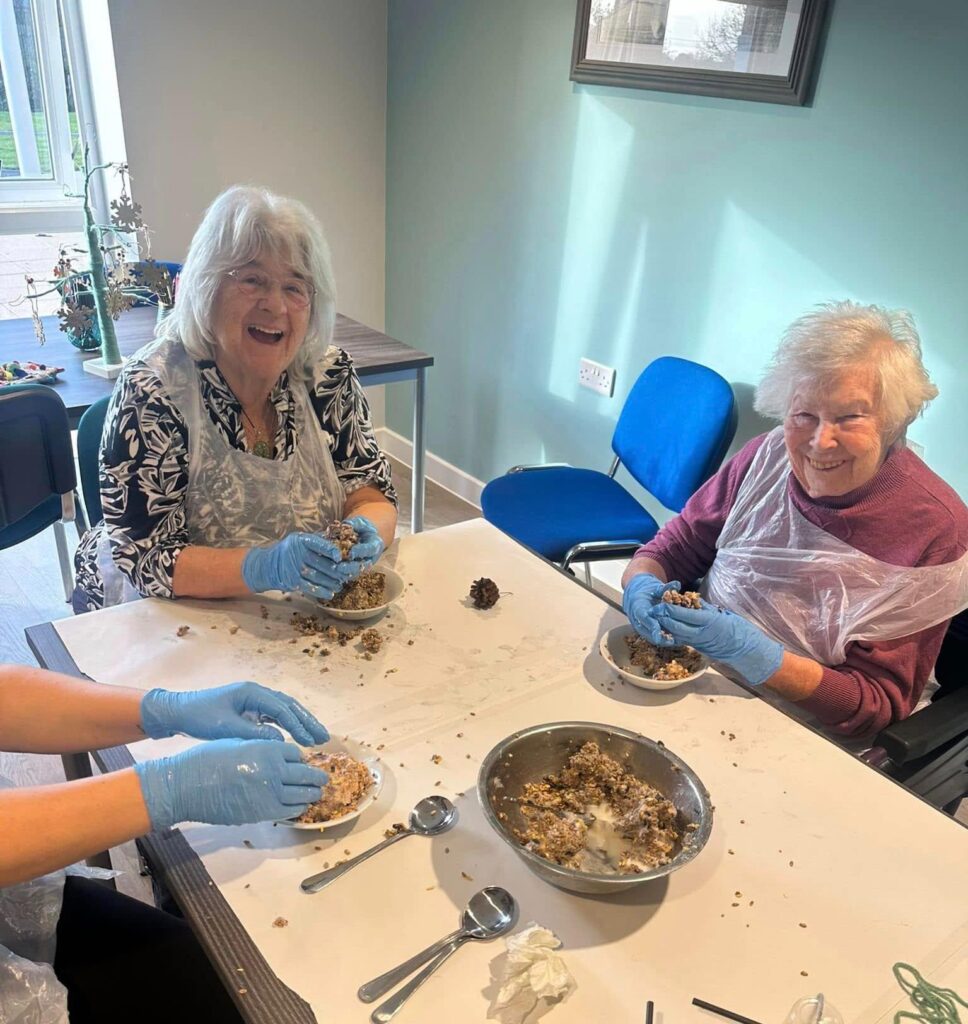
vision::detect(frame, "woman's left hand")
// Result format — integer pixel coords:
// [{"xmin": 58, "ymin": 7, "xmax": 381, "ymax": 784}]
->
[
  {"xmin": 652, "ymin": 600, "xmax": 784, "ymax": 686},
  {"xmin": 140, "ymin": 682, "xmax": 330, "ymax": 745},
  {"xmin": 344, "ymin": 515, "xmax": 385, "ymax": 568}
]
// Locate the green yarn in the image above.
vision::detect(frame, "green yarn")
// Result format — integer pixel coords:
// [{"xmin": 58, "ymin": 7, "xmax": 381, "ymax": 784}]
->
[{"xmin": 894, "ymin": 963, "xmax": 967, "ymax": 1023}]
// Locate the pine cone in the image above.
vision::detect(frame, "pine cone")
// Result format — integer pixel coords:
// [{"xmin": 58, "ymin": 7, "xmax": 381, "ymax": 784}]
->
[{"xmin": 470, "ymin": 577, "xmax": 500, "ymax": 609}]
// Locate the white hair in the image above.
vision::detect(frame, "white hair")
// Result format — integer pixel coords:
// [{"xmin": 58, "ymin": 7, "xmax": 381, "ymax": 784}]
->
[
  {"xmin": 754, "ymin": 300, "xmax": 939, "ymax": 444},
  {"xmin": 159, "ymin": 185, "xmax": 336, "ymax": 380}
]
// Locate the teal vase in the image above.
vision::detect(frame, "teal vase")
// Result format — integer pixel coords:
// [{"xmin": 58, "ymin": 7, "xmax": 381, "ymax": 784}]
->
[{"xmin": 67, "ymin": 298, "xmax": 102, "ymax": 352}]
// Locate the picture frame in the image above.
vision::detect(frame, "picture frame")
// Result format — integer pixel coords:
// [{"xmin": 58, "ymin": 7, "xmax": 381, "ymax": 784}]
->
[{"xmin": 570, "ymin": 0, "xmax": 830, "ymax": 106}]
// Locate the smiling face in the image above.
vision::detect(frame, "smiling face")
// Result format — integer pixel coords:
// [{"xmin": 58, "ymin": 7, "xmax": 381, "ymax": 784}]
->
[
  {"xmin": 783, "ymin": 365, "xmax": 888, "ymax": 498},
  {"xmin": 211, "ymin": 252, "xmax": 311, "ymax": 391}
]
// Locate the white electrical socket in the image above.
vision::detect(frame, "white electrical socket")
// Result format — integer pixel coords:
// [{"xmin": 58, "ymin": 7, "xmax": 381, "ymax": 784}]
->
[{"xmin": 579, "ymin": 357, "xmax": 616, "ymax": 397}]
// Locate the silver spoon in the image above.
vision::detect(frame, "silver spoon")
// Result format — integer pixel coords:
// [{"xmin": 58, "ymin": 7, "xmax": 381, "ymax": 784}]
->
[
  {"xmin": 359, "ymin": 886, "xmax": 517, "ymax": 1003},
  {"xmin": 300, "ymin": 795, "xmax": 457, "ymax": 894},
  {"xmin": 366, "ymin": 887, "xmax": 517, "ymax": 1022}
]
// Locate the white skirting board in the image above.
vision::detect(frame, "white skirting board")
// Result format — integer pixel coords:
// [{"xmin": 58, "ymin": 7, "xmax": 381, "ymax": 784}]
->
[{"xmin": 375, "ymin": 427, "xmax": 627, "ymax": 602}]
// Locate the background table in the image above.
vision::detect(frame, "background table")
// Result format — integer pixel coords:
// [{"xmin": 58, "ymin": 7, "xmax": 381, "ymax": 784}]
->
[
  {"xmin": 0, "ymin": 307, "xmax": 433, "ymax": 531},
  {"xmin": 27, "ymin": 521, "xmax": 968, "ymax": 1024}
]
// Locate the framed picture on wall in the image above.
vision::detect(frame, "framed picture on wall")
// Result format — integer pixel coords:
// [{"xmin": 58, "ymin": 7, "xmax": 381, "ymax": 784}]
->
[{"xmin": 570, "ymin": 0, "xmax": 829, "ymax": 106}]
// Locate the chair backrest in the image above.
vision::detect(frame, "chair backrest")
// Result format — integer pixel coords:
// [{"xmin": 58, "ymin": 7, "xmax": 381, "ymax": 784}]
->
[
  {"xmin": 77, "ymin": 395, "xmax": 111, "ymax": 527},
  {"xmin": 0, "ymin": 384, "xmax": 76, "ymax": 530},
  {"xmin": 934, "ymin": 609, "xmax": 968, "ymax": 699},
  {"xmin": 612, "ymin": 356, "xmax": 737, "ymax": 512}
]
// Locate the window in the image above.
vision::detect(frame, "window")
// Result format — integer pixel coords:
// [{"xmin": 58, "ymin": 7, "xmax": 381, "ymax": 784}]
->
[{"xmin": 0, "ymin": 0, "xmax": 84, "ymax": 207}]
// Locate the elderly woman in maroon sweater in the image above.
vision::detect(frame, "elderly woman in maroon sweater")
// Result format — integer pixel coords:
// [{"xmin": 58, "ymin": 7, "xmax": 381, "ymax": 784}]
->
[{"xmin": 622, "ymin": 301, "xmax": 968, "ymax": 740}]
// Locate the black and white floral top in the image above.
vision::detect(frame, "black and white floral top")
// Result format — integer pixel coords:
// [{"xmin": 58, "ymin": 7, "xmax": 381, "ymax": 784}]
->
[{"xmin": 74, "ymin": 348, "xmax": 396, "ymax": 611}]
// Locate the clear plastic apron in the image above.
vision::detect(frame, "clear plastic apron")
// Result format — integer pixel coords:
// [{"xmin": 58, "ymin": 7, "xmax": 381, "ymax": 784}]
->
[
  {"xmin": 702, "ymin": 427, "xmax": 968, "ymax": 667},
  {"xmin": 99, "ymin": 335, "xmax": 343, "ymax": 606}
]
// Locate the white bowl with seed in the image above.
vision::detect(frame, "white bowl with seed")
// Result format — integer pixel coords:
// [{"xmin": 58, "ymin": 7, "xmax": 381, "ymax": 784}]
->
[
  {"xmin": 599, "ymin": 623, "xmax": 708, "ymax": 691},
  {"xmin": 276, "ymin": 736, "xmax": 384, "ymax": 830},
  {"xmin": 317, "ymin": 564, "xmax": 405, "ymax": 622}
]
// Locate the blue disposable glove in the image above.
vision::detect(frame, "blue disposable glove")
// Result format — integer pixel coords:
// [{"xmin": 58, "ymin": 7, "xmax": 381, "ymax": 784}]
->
[
  {"xmin": 135, "ymin": 741, "xmax": 327, "ymax": 827},
  {"xmin": 652, "ymin": 599, "xmax": 784, "ymax": 686},
  {"xmin": 623, "ymin": 573, "xmax": 683, "ymax": 645},
  {"xmin": 241, "ymin": 531, "xmax": 358, "ymax": 599},
  {"xmin": 343, "ymin": 515, "xmax": 385, "ymax": 568},
  {"xmin": 135, "ymin": 739, "xmax": 328, "ymax": 830},
  {"xmin": 140, "ymin": 682, "xmax": 329, "ymax": 746}
]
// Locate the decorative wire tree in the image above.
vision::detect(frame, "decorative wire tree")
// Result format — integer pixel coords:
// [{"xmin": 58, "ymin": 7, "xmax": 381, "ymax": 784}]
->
[{"xmin": 23, "ymin": 146, "xmax": 174, "ymax": 379}]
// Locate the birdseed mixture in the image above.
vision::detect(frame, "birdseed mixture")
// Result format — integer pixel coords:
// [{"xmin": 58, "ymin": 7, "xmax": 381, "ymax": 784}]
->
[
  {"xmin": 513, "ymin": 741, "xmax": 682, "ymax": 874},
  {"xmin": 325, "ymin": 521, "xmax": 359, "ymax": 560},
  {"xmin": 296, "ymin": 751, "xmax": 373, "ymax": 823},
  {"xmin": 661, "ymin": 589, "xmax": 702, "ymax": 609},
  {"xmin": 321, "ymin": 570, "xmax": 387, "ymax": 610},
  {"xmin": 623, "ymin": 634, "xmax": 704, "ymax": 680}
]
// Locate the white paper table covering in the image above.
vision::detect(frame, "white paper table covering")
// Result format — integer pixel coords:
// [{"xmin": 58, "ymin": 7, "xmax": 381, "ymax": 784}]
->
[{"xmin": 53, "ymin": 520, "xmax": 968, "ymax": 1023}]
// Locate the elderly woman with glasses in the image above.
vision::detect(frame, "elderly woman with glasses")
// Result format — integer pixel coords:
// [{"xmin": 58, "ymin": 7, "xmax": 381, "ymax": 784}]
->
[
  {"xmin": 73, "ymin": 185, "xmax": 397, "ymax": 611},
  {"xmin": 622, "ymin": 302, "xmax": 968, "ymax": 741}
]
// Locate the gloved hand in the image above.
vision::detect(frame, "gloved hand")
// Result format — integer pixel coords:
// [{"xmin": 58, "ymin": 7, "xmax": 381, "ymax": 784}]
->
[
  {"xmin": 141, "ymin": 682, "xmax": 329, "ymax": 745},
  {"xmin": 343, "ymin": 515, "xmax": 385, "ymax": 568},
  {"xmin": 623, "ymin": 572, "xmax": 682, "ymax": 645},
  {"xmin": 652, "ymin": 599, "xmax": 784, "ymax": 686},
  {"xmin": 241, "ymin": 531, "xmax": 358, "ymax": 599},
  {"xmin": 135, "ymin": 739, "xmax": 328, "ymax": 830}
]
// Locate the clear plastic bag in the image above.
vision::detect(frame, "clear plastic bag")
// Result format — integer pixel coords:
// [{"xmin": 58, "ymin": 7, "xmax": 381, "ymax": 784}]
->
[
  {"xmin": 704, "ymin": 429, "xmax": 968, "ymax": 665},
  {"xmin": 0, "ymin": 946, "xmax": 69, "ymax": 1024}
]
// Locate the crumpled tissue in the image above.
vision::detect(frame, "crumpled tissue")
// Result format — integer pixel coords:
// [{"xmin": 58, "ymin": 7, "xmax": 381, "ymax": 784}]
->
[{"xmin": 489, "ymin": 923, "xmax": 574, "ymax": 1023}]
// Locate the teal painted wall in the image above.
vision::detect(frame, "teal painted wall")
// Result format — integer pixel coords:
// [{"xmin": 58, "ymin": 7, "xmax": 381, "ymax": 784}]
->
[{"xmin": 386, "ymin": 0, "xmax": 968, "ymax": 505}]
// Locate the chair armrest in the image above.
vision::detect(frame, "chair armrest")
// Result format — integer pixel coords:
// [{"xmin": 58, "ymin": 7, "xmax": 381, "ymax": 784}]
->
[
  {"xmin": 506, "ymin": 463, "xmax": 573, "ymax": 473},
  {"xmin": 562, "ymin": 541, "xmax": 644, "ymax": 570},
  {"xmin": 873, "ymin": 686, "xmax": 968, "ymax": 765}
]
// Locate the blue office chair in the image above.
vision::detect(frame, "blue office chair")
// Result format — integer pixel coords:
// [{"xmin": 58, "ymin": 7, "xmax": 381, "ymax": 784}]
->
[
  {"xmin": 77, "ymin": 395, "xmax": 110, "ymax": 527},
  {"xmin": 481, "ymin": 357, "xmax": 737, "ymax": 578},
  {"xmin": 0, "ymin": 384, "xmax": 87, "ymax": 601}
]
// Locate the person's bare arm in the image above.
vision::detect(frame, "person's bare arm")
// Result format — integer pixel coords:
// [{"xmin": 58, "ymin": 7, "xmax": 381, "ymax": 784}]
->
[
  {"xmin": 761, "ymin": 650, "xmax": 824, "ymax": 702},
  {"xmin": 621, "ymin": 556, "xmax": 668, "ymax": 589},
  {"xmin": 0, "ymin": 664, "xmax": 147, "ymax": 753},
  {"xmin": 343, "ymin": 486, "xmax": 397, "ymax": 550},
  {"xmin": 0, "ymin": 772, "xmax": 151, "ymax": 887},
  {"xmin": 171, "ymin": 546, "xmax": 250, "ymax": 598}
]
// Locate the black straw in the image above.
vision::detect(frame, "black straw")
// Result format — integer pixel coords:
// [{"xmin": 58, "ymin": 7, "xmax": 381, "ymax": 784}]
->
[
  {"xmin": 646, "ymin": 1001, "xmax": 654, "ymax": 1024},
  {"xmin": 692, "ymin": 997, "xmax": 764, "ymax": 1024}
]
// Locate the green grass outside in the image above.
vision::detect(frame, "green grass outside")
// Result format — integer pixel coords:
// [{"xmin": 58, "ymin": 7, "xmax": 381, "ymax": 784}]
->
[{"xmin": 0, "ymin": 111, "xmax": 80, "ymax": 177}]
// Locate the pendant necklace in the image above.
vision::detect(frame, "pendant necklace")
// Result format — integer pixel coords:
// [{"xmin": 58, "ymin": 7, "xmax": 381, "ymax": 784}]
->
[{"xmin": 240, "ymin": 404, "xmax": 272, "ymax": 458}]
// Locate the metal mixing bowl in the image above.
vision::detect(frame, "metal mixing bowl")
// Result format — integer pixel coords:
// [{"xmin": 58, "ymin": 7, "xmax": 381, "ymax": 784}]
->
[{"xmin": 478, "ymin": 722, "xmax": 713, "ymax": 895}]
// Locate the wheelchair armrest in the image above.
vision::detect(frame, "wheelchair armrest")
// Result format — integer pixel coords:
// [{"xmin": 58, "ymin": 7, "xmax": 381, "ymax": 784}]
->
[
  {"xmin": 507, "ymin": 463, "xmax": 573, "ymax": 473},
  {"xmin": 873, "ymin": 685, "xmax": 968, "ymax": 765}
]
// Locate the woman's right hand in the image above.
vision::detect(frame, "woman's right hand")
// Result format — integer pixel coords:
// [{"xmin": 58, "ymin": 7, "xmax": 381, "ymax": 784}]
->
[
  {"xmin": 622, "ymin": 572, "xmax": 681, "ymax": 645},
  {"xmin": 241, "ymin": 531, "xmax": 358, "ymax": 599},
  {"xmin": 134, "ymin": 739, "xmax": 328, "ymax": 829}
]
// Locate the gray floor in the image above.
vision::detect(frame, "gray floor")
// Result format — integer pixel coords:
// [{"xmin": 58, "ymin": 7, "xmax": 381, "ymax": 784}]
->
[{"xmin": 0, "ymin": 455, "xmax": 480, "ymax": 900}]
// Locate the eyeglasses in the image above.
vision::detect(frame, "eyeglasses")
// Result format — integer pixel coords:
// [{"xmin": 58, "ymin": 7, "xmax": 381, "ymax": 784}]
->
[{"xmin": 225, "ymin": 269, "xmax": 315, "ymax": 309}]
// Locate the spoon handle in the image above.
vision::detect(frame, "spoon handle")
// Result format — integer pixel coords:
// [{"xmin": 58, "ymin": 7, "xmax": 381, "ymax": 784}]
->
[
  {"xmin": 358, "ymin": 927, "xmax": 463, "ymax": 1003},
  {"xmin": 370, "ymin": 939, "xmax": 466, "ymax": 1023},
  {"xmin": 300, "ymin": 828, "xmax": 412, "ymax": 894}
]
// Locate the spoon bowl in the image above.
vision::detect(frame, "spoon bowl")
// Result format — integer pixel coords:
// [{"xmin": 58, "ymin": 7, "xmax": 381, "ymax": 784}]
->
[
  {"xmin": 409, "ymin": 795, "xmax": 457, "ymax": 836},
  {"xmin": 461, "ymin": 886, "xmax": 517, "ymax": 939}
]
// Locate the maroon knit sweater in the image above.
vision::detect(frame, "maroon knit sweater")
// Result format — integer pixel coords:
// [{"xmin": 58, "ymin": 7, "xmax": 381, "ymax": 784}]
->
[{"xmin": 636, "ymin": 434, "xmax": 968, "ymax": 738}]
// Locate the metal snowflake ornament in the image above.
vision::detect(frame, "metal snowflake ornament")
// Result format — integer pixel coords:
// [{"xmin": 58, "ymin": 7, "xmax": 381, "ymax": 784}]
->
[
  {"xmin": 59, "ymin": 302, "xmax": 95, "ymax": 337},
  {"xmin": 110, "ymin": 195, "xmax": 143, "ymax": 233},
  {"xmin": 105, "ymin": 276, "xmax": 136, "ymax": 319},
  {"xmin": 137, "ymin": 260, "xmax": 174, "ymax": 305}
]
